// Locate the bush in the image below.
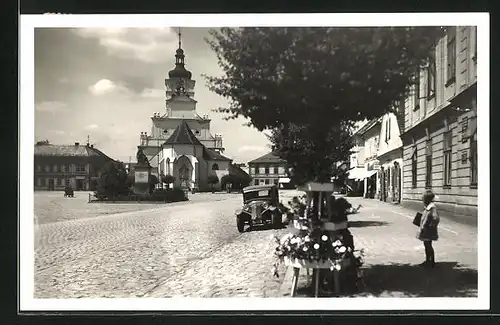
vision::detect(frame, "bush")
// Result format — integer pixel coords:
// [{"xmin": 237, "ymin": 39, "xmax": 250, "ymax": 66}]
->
[
  {"xmin": 207, "ymin": 175, "xmax": 219, "ymax": 192},
  {"xmin": 144, "ymin": 188, "xmax": 188, "ymax": 202},
  {"xmin": 161, "ymin": 174, "xmax": 175, "ymax": 189}
]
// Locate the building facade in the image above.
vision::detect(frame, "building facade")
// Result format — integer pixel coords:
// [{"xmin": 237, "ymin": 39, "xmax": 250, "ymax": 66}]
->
[
  {"xmin": 137, "ymin": 30, "xmax": 236, "ymax": 191},
  {"xmin": 34, "ymin": 141, "xmax": 114, "ymax": 191},
  {"xmin": 377, "ymin": 110, "xmax": 405, "ymax": 204},
  {"xmin": 400, "ymin": 26, "xmax": 478, "ymax": 219},
  {"xmin": 137, "ymin": 30, "xmax": 226, "ymax": 182},
  {"xmin": 247, "ymin": 152, "xmax": 291, "ymax": 188}
]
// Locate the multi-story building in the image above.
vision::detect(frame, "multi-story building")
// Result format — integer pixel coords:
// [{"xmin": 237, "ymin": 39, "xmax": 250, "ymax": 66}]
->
[
  {"xmin": 377, "ymin": 108, "xmax": 406, "ymax": 204},
  {"xmin": 247, "ymin": 152, "xmax": 291, "ymax": 188},
  {"xmin": 34, "ymin": 141, "xmax": 114, "ymax": 191},
  {"xmin": 400, "ymin": 26, "xmax": 478, "ymax": 220},
  {"xmin": 136, "ymin": 30, "xmax": 234, "ymax": 191},
  {"xmin": 350, "ymin": 119, "xmax": 382, "ymax": 198}
]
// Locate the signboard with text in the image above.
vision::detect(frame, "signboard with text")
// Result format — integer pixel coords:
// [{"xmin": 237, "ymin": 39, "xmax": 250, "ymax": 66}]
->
[{"xmin": 135, "ymin": 171, "xmax": 149, "ymax": 183}]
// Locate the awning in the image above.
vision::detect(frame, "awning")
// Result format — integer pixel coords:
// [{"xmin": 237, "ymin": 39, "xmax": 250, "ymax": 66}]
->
[
  {"xmin": 347, "ymin": 168, "xmax": 377, "ymax": 180},
  {"xmin": 278, "ymin": 177, "xmax": 291, "ymax": 183}
]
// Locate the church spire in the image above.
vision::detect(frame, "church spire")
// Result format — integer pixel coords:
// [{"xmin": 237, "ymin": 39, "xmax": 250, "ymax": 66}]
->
[
  {"xmin": 178, "ymin": 27, "xmax": 182, "ymax": 49},
  {"xmin": 168, "ymin": 26, "xmax": 192, "ymax": 80}
]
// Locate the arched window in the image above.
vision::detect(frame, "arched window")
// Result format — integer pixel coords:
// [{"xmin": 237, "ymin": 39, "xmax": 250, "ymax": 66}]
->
[
  {"xmin": 212, "ymin": 163, "xmax": 219, "ymax": 171},
  {"xmin": 166, "ymin": 158, "xmax": 171, "ymax": 175}
]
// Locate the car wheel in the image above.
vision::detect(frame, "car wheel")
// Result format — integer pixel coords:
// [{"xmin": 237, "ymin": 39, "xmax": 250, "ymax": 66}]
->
[{"xmin": 237, "ymin": 217, "xmax": 245, "ymax": 233}]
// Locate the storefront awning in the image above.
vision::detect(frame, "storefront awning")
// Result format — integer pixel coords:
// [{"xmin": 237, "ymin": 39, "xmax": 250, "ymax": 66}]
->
[
  {"xmin": 278, "ymin": 177, "xmax": 291, "ymax": 183},
  {"xmin": 347, "ymin": 168, "xmax": 377, "ymax": 180}
]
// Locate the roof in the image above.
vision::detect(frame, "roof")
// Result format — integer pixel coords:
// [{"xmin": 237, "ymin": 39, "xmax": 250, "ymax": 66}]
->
[
  {"xmin": 229, "ymin": 163, "xmax": 251, "ymax": 180},
  {"xmin": 248, "ymin": 152, "xmax": 286, "ymax": 164},
  {"xmin": 163, "ymin": 120, "xmax": 203, "ymax": 146},
  {"xmin": 354, "ymin": 117, "xmax": 383, "ymax": 136},
  {"xmin": 203, "ymin": 147, "xmax": 232, "ymax": 161},
  {"xmin": 243, "ymin": 184, "xmax": 276, "ymax": 192},
  {"xmin": 34, "ymin": 144, "xmax": 113, "ymax": 159}
]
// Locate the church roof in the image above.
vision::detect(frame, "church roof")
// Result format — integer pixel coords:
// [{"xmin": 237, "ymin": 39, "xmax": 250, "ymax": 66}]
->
[
  {"xmin": 248, "ymin": 151, "xmax": 286, "ymax": 164},
  {"xmin": 163, "ymin": 120, "xmax": 203, "ymax": 146},
  {"xmin": 203, "ymin": 147, "xmax": 232, "ymax": 161}
]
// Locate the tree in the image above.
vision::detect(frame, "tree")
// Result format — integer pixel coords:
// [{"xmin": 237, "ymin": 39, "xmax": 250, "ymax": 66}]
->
[
  {"xmin": 207, "ymin": 175, "xmax": 219, "ymax": 192},
  {"xmin": 205, "ymin": 27, "xmax": 444, "ymax": 184},
  {"xmin": 96, "ymin": 161, "xmax": 129, "ymax": 199},
  {"xmin": 161, "ymin": 174, "xmax": 175, "ymax": 190}
]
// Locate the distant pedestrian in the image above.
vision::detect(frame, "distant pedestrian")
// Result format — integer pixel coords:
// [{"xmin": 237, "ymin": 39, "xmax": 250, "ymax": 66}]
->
[{"xmin": 417, "ymin": 190, "xmax": 440, "ymax": 268}]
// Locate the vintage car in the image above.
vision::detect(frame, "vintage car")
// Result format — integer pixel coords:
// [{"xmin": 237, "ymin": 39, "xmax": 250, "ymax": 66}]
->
[{"xmin": 235, "ymin": 184, "xmax": 282, "ymax": 233}]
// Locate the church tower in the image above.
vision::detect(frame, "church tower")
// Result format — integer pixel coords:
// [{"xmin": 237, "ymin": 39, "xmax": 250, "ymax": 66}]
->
[{"xmin": 137, "ymin": 28, "xmax": 225, "ymax": 176}]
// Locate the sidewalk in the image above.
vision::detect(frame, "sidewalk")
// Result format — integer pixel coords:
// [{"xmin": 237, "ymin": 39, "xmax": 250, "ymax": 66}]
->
[{"xmin": 278, "ymin": 197, "xmax": 478, "ymax": 297}]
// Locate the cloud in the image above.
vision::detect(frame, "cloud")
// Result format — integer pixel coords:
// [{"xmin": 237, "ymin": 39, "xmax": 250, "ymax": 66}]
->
[
  {"xmin": 35, "ymin": 101, "xmax": 67, "ymax": 113},
  {"xmin": 48, "ymin": 129, "xmax": 65, "ymax": 135},
  {"xmin": 74, "ymin": 28, "xmax": 178, "ymax": 63},
  {"xmin": 237, "ymin": 145, "xmax": 269, "ymax": 154},
  {"xmin": 88, "ymin": 79, "xmax": 118, "ymax": 95},
  {"xmin": 88, "ymin": 79, "xmax": 132, "ymax": 96},
  {"xmin": 140, "ymin": 88, "xmax": 164, "ymax": 98},
  {"xmin": 84, "ymin": 124, "xmax": 99, "ymax": 130}
]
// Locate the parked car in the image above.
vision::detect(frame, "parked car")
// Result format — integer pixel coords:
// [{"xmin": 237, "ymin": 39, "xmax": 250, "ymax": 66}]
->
[{"xmin": 235, "ymin": 184, "xmax": 282, "ymax": 233}]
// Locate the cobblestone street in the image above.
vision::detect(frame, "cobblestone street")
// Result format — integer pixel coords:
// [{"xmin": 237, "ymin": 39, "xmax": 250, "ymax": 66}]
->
[
  {"xmin": 34, "ymin": 191, "xmax": 291, "ymax": 298},
  {"xmin": 34, "ymin": 191, "xmax": 478, "ymax": 298}
]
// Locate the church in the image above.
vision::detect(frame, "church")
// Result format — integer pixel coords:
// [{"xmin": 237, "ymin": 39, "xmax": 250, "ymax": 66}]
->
[{"xmin": 136, "ymin": 29, "xmax": 236, "ymax": 191}]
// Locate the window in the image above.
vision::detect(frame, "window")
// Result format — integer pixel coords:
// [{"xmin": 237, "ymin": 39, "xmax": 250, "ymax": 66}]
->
[
  {"xmin": 427, "ymin": 49, "xmax": 436, "ymax": 98},
  {"xmin": 470, "ymin": 134, "xmax": 477, "ymax": 186},
  {"xmin": 254, "ymin": 166, "xmax": 259, "ymax": 175},
  {"xmin": 45, "ymin": 165, "xmax": 50, "ymax": 172},
  {"xmin": 385, "ymin": 118, "xmax": 391, "ymax": 142},
  {"xmin": 273, "ymin": 167, "xmax": 278, "ymax": 174},
  {"xmin": 425, "ymin": 140, "xmax": 433, "ymax": 188},
  {"xmin": 264, "ymin": 167, "xmax": 269, "ymax": 175},
  {"xmin": 254, "ymin": 179, "xmax": 259, "ymax": 185},
  {"xmin": 166, "ymin": 158, "xmax": 171, "ymax": 175},
  {"xmin": 62, "ymin": 164, "xmax": 68, "ymax": 173},
  {"xmin": 411, "ymin": 149, "xmax": 417, "ymax": 188},
  {"xmin": 264, "ymin": 179, "xmax": 270, "ymax": 185},
  {"xmin": 274, "ymin": 179, "xmax": 279, "ymax": 185},
  {"xmin": 53, "ymin": 164, "xmax": 58, "ymax": 172},
  {"xmin": 446, "ymin": 27, "xmax": 456, "ymax": 84},
  {"xmin": 36, "ymin": 165, "xmax": 41, "ymax": 172},
  {"xmin": 473, "ymin": 28, "xmax": 477, "ymax": 61},
  {"xmin": 40, "ymin": 178, "xmax": 46, "ymax": 187},
  {"xmin": 443, "ymin": 131, "xmax": 452, "ymax": 187},
  {"xmin": 212, "ymin": 163, "xmax": 219, "ymax": 171},
  {"xmin": 57, "ymin": 178, "xmax": 63, "ymax": 186},
  {"xmin": 414, "ymin": 69, "xmax": 421, "ymax": 110},
  {"xmin": 65, "ymin": 178, "xmax": 70, "ymax": 186},
  {"xmin": 76, "ymin": 164, "xmax": 86, "ymax": 173}
]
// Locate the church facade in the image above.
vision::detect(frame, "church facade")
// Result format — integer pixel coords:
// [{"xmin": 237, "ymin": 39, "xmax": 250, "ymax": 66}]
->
[{"xmin": 137, "ymin": 30, "xmax": 232, "ymax": 191}]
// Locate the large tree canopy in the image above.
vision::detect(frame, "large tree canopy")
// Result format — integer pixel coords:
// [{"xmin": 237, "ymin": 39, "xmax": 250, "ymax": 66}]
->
[{"xmin": 205, "ymin": 27, "xmax": 443, "ymax": 183}]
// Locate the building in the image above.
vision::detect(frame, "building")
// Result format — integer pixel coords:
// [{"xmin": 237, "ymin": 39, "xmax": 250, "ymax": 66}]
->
[
  {"xmin": 247, "ymin": 152, "xmax": 291, "ymax": 188},
  {"xmin": 34, "ymin": 141, "xmax": 114, "ymax": 191},
  {"xmin": 377, "ymin": 109, "xmax": 405, "ymax": 204},
  {"xmin": 400, "ymin": 26, "xmax": 478, "ymax": 219},
  {"xmin": 138, "ymin": 30, "xmax": 234, "ymax": 191}
]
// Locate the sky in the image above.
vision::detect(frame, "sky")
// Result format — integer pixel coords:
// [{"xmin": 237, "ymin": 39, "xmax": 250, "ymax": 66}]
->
[{"xmin": 34, "ymin": 27, "xmax": 271, "ymax": 164}]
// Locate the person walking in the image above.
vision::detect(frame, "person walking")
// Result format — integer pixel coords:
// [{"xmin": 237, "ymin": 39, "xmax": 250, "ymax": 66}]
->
[{"xmin": 417, "ymin": 190, "xmax": 440, "ymax": 268}]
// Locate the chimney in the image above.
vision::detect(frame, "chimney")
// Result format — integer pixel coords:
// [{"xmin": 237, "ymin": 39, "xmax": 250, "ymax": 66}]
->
[{"xmin": 75, "ymin": 142, "xmax": 80, "ymax": 146}]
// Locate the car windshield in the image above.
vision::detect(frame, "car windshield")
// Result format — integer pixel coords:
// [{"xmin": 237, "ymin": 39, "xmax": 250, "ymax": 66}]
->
[{"xmin": 244, "ymin": 190, "xmax": 271, "ymax": 202}]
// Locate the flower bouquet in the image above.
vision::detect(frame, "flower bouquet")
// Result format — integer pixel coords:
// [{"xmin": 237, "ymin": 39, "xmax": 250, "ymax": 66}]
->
[{"xmin": 271, "ymin": 230, "xmax": 364, "ymax": 278}]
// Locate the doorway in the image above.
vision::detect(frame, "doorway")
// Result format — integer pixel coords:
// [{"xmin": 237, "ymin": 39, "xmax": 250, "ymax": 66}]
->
[{"xmin": 48, "ymin": 179, "xmax": 55, "ymax": 191}]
